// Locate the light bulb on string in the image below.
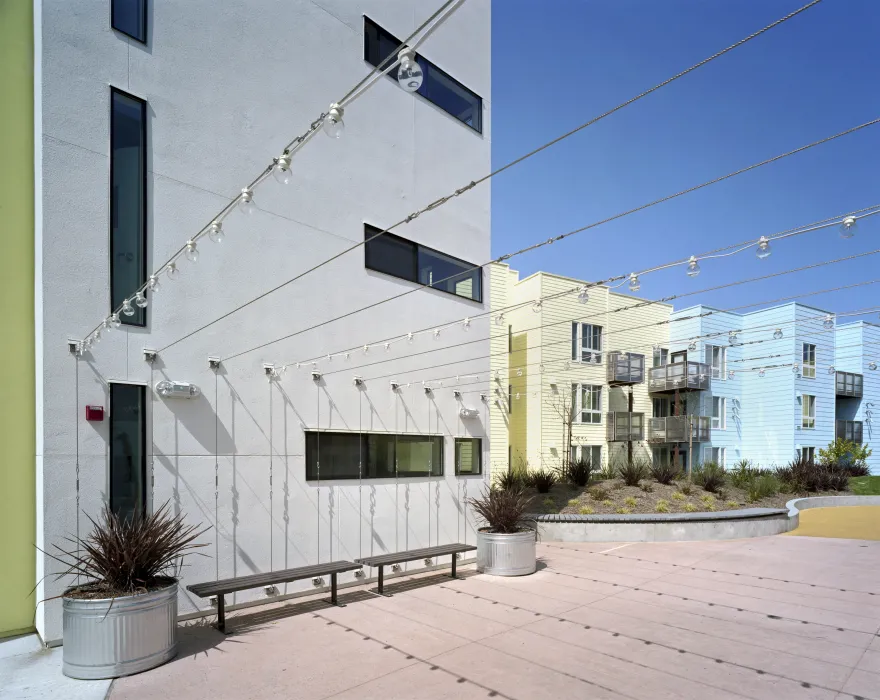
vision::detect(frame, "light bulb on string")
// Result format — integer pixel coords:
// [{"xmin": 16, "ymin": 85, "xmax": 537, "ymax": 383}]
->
[
  {"xmin": 272, "ymin": 153, "xmax": 292, "ymax": 185},
  {"xmin": 463, "ymin": 317, "xmax": 471, "ymax": 330},
  {"xmin": 166, "ymin": 262, "xmax": 180, "ymax": 280},
  {"xmin": 110, "ymin": 313, "xmax": 121, "ymax": 329},
  {"xmin": 323, "ymin": 104, "xmax": 345, "ymax": 139},
  {"xmin": 828, "ymin": 365, "xmax": 835, "ymax": 375},
  {"xmin": 539, "ymin": 364, "xmax": 545, "ymax": 374},
  {"xmin": 839, "ymin": 216, "xmax": 857, "ymax": 239},
  {"xmin": 532, "ymin": 300, "xmax": 542, "ymax": 313},
  {"xmin": 135, "ymin": 292, "xmax": 148, "ymax": 309},
  {"xmin": 208, "ymin": 221, "xmax": 224, "ymax": 243},
  {"xmin": 93, "ymin": 329, "xmax": 101, "ymax": 344},
  {"xmin": 773, "ymin": 329, "xmax": 783, "ymax": 340},
  {"xmin": 516, "ymin": 368, "xmax": 523, "ymax": 377},
  {"xmin": 102, "ymin": 320, "xmax": 110, "ymax": 334},
  {"xmin": 728, "ymin": 370, "xmax": 735, "ymax": 379},
  {"xmin": 494, "ymin": 313, "xmax": 505, "ymax": 326},
  {"xmin": 122, "ymin": 299, "xmax": 135, "ymax": 316},
  {"xmin": 185, "ymin": 240, "xmax": 199, "ymax": 263},
  {"xmin": 147, "ymin": 275, "xmax": 159, "ymax": 293},
  {"xmin": 823, "ymin": 315, "xmax": 834, "ymax": 329},
  {"xmin": 577, "ymin": 286, "xmax": 589, "ymax": 303},
  {"xmin": 688, "ymin": 340, "xmax": 696, "ymax": 351},
  {"xmin": 434, "ymin": 329, "xmax": 441, "ymax": 339},
  {"xmin": 363, "ymin": 345, "xmax": 369, "ymax": 354},
  {"xmin": 793, "ymin": 363, "xmax": 800, "ymax": 374},
  {"xmin": 384, "ymin": 343, "xmax": 390, "ymax": 351},
  {"xmin": 407, "ymin": 332, "xmax": 414, "ymax": 342},
  {"xmin": 239, "ymin": 188, "xmax": 255, "ymax": 215},
  {"xmin": 758, "ymin": 368, "xmax": 765, "ymax": 377},
  {"xmin": 397, "ymin": 48, "xmax": 423, "ymax": 92},
  {"xmin": 686, "ymin": 256, "xmax": 701, "ymax": 278},
  {"xmin": 756, "ymin": 236, "xmax": 772, "ymax": 259},
  {"xmin": 628, "ymin": 273, "xmax": 640, "ymax": 292},
  {"xmin": 728, "ymin": 331, "xmax": 738, "ymax": 346},
  {"xmin": 870, "ymin": 362, "xmax": 877, "ymax": 370}
]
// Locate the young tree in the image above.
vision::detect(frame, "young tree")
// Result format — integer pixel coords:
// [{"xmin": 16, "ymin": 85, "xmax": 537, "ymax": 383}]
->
[
  {"xmin": 546, "ymin": 385, "xmax": 576, "ymax": 472},
  {"xmin": 818, "ymin": 438, "xmax": 872, "ymax": 468}
]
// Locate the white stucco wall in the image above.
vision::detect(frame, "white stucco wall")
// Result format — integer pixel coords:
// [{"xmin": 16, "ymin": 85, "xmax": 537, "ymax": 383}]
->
[{"xmin": 36, "ymin": 0, "xmax": 491, "ymax": 643}]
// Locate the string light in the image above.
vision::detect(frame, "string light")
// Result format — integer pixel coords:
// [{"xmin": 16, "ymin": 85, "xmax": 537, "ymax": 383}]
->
[
  {"xmin": 121, "ymin": 299, "xmax": 135, "ymax": 316},
  {"xmin": 184, "ymin": 240, "xmax": 199, "ymax": 263},
  {"xmin": 494, "ymin": 313, "xmax": 505, "ymax": 326},
  {"xmin": 463, "ymin": 317, "xmax": 471, "ymax": 329},
  {"xmin": 238, "ymin": 187, "xmax": 255, "ymax": 215},
  {"xmin": 208, "ymin": 221, "xmax": 224, "ymax": 243},
  {"xmin": 397, "ymin": 48, "xmax": 423, "ymax": 92},
  {"xmin": 434, "ymin": 328, "xmax": 441, "ymax": 338},
  {"xmin": 828, "ymin": 365, "xmax": 835, "ymax": 374},
  {"xmin": 688, "ymin": 340, "xmax": 697, "ymax": 351},
  {"xmin": 728, "ymin": 370, "xmax": 735, "ymax": 379},
  {"xmin": 756, "ymin": 236, "xmax": 772, "ymax": 259},
  {"xmin": 110, "ymin": 313, "xmax": 120, "ymax": 329},
  {"xmin": 870, "ymin": 362, "xmax": 877, "ymax": 370},
  {"xmin": 729, "ymin": 331, "xmax": 739, "ymax": 345},
  {"xmin": 577, "ymin": 286, "xmax": 589, "ymax": 303},
  {"xmin": 363, "ymin": 345, "xmax": 369, "ymax": 353},
  {"xmin": 824, "ymin": 314, "xmax": 834, "ymax": 329},
  {"xmin": 628, "ymin": 273, "xmax": 641, "ymax": 292},
  {"xmin": 839, "ymin": 216, "xmax": 857, "ymax": 239},
  {"xmin": 773, "ymin": 328, "xmax": 783, "ymax": 340},
  {"xmin": 324, "ymin": 104, "xmax": 345, "ymax": 139},
  {"xmin": 273, "ymin": 153, "xmax": 293, "ymax": 185},
  {"xmin": 166, "ymin": 262, "xmax": 180, "ymax": 280},
  {"xmin": 758, "ymin": 368, "xmax": 766, "ymax": 377},
  {"xmin": 134, "ymin": 292, "xmax": 148, "ymax": 309},
  {"xmin": 532, "ymin": 300, "xmax": 543, "ymax": 313},
  {"xmin": 147, "ymin": 275, "xmax": 159, "ymax": 292},
  {"xmin": 792, "ymin": 363, "xmax": 799, "ymax": 373},
  {"xmin": 407, "ymin": 332, "xmax": 414, "ymax": 342},
  {"xmin": 686, "ymin": 256, "xmax": 701, "ymax": 278}
]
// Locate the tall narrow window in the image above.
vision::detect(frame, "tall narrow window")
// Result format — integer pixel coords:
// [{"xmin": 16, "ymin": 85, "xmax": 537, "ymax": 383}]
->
[
  {"xmin": 802, "ymin": 394, "xmax": 816, "ymax": 429},
  {"xmin": 802, "ymin": 343, "xmax": 816, "ymax": 379},
  {"xmin": 706, "ymin": 345, "xmax": 726, "ymax": 379},
  {"xmin": 571, "ymin": 323, "xmax": 602, "ymax": 363},
  {"xmin": 455, "ymin": 438, "xmax": 482, "ymax": 475},
  {"xmin": 111, "ymin": 88, "xmax": 147, "ymax": 326},
  {"xmin": 652, "ymin": 347, "xmax": 669, "ymax": 368},
  {"xmin": 711, "ymin": 397, "xmax": 726, "ymax": 429},
  {"xmin": 800, "ymin": 446, "xmax": 815, "ymax": 462},
  {"xmin": 573, "ymin": 384, "xmax": 602, "ymax": 424},
  {"xmin": 111, "ymin": 0, "xmax": 147, "ymax": 43},
  {"xmin": 110, "ymin": 383, "xmax": 146, "ymax": 520}
]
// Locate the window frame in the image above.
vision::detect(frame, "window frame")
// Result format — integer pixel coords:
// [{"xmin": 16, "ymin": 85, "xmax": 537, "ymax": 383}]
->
[
  {"xmin": 711, "ymin": 396, "xmax": 726, "ymax": 430},
  {"xmin": 363, "ymin": 15, "xmax": 483, "ymax": 134},
  {"xmin": 652, "ymin": 347, "xmax": 669, "ymax": 368},
  {"xmin": 305, "ymin": 431, "xmax": 445, "ymax": 480},
  {"xmin": 570, "ymin": 444, "xmax": 602, "ymax": 467},
  {"xmin": 111, "ymin": 0, "xmax": 147, "ymax": 44},
  {"xmin": 706, "ymin": 345, "xmax": 726, "ymax": 380},
  {"xmin": 705, "ymin": 446, "xmax": 726, "ymax": 467},
  {"xmin": 800, "ymin": 446, "xmax": 815, "ymax": 462},
  {"xmin": 802, "ymin": 343, "xmax": 817, "ymax": 379},
  {"xmin": 801, "ymin": 394, "xmax": 816, "ymax": 429},
  {"xmin": 364, "ymin": 225, "xmax": 482, "ymax": 303},
  {"xmin": 110, "ymin": 86, "xmax": 148, "ymax": 327},
  {"xmin": 109, "ymin": 382, "xmax": 147, "ymax": 520},
  {"xmin": 455, "ymin": 437, "xmax": 482, "ymax": 475},
  {"xmin": 571, "ymin": 323, "xmax": 603, "ymax": 364},
  {"xmin": 572, "ymin": 383, "xmax": 602, "ymax": 424}
]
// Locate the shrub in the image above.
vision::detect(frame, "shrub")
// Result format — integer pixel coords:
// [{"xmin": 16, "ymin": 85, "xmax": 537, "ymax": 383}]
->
[
  {"xmin": 694, "ymin": 462, "xmax": 726, "ymax": 493},
  {"xmin": 729, "ymin": 459, "xmax": 773, "ymax": 489},
  {"xmin": 684, "ymin": 503, "xmax": 697, "ymax": 513},
  {"xmin": 560, "ymin": 458, "xmax": 592, "ymax": 487},
  {"xmin": 616, "ymin": 507, "xmax": 632, "ymax": 515},
  {"xmin": 726, "ymin": 500, "xmax": 739, "ymax": 508},
  {"xmin": 839, "ymin": 463, "xmax": 870, "ymax": 477},
  {"xmin": 578, "ymin": 506, "xmax": 595, "ymax": 515},
  {"xmin": 596, "ymin": 462, "xmax": 617, "ymax": 481},
  {"xmin": 639, "ymin": 481, "xmax": 654, "ymax": 493},
  {"xmin": 819, "ymin": 438, "xmax": 872, "ymax": 472},
  {"xmin": 51, "ymin": 502, "xmax": 208, "ymax": 597},
  {"xmin": 671, "ymin": 491, "xmax": 685, "ymax": 501},
  {"xmin": 531, "ymin": 468, "xmax": 558, "ymax": 493},
  {"xmin": 618, "ymin": 460, "xmax": 650, "ymax": 487},
  {"xmin": 542, "ymin": 497, "xmax": 555, "ymax": 508},
  {"xmin": 469, "ymin": 487, "xmax": 532, "ymax": 534},
  {"xmin": 567, "ymin": 498, "xmax": 580, "ymax": 507},
  {"xmin": 650, "ymin": 462, "xmax": 680, "ymax": 485},
  {"xmin": 747, "ymin": 474, "xmax": 780, "ymax": 502},
  {"xmin": 777, "ymin": 455, "xmax": 851, "ymax": 493},
  {"xmin": 589, "ymin": 486, "xmax": 609, "ymax": 501},
  {"xmin": 610, "ymin": 481, "xmax": 626, "ymax": 491},
  {"xmin": 678, "ymin": 481, "xmax": 694, "ymax": 496},
  {"xmin": 602, "ymin": 499, "xmax": 613, "ymax": 507},
  {"xmin": 495, "ymin": 464, "xmax": 530, "ymax": 491},
  {"xmin": 624, "ymin": 496, "xmax": 638, "ymax": 508},
  {"xmin": 655, "ymin": 500, "xmax": 670, "ymax": 513}
]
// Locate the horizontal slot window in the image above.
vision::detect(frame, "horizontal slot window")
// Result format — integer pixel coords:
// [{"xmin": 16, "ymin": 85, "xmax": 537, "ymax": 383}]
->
[
  {"xmin": 455, "ymin": 438, "xmax": 482, "ymax": 475},
  {"xmin": 306, "ymin": 431, "xmax": 444, "ymax": 480},
  {"xmin": 364, "ymin": 15, "xmax": 482, "ymax": 133},
  {"xmin": 365, "ymin": 225, "xmax": 482, "ymax": 302}
]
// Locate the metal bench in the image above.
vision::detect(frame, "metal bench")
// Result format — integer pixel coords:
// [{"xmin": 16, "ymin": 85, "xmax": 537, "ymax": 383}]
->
[
  {"xmin": 355, "ymin": 543, "xmax": 477, "ymax": 595},
  {"xmin": 187, "ymin": 560, "xmax": 362, "ymax": 632}
]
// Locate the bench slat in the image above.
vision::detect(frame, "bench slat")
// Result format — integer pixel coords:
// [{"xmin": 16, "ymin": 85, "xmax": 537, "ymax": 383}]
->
[
  {"xmin": 187, "ymin": 560, "xmax": 361, "ymax": 598},
  {"xmin": 356, "ymin": 543, "xmax": 476, "ymax": 567}
]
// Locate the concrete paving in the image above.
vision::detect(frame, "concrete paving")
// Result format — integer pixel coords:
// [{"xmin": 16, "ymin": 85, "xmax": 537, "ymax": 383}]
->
[
  {"xmin": 12, "ymin": 535, "xmax": 879, "ymax": 700},
  {"xmin": 786, "ymin": 506, "xmax": 880, "ymax": 541}
]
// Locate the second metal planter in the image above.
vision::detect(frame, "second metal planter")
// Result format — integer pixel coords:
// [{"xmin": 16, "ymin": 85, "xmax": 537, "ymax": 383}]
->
[{"xmin": 476, "ymin": 529, "xmax": 537, "ymax": 576}]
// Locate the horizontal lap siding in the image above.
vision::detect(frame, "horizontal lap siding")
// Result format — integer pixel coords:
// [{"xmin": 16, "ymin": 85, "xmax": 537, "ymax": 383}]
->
[
  {"xmin": 792, "ymin": 305, "xmax": 836, "ymax": 461},
  {"xmin": 861, "ymin": 326, "xmax": 880, "ymax": 473}
]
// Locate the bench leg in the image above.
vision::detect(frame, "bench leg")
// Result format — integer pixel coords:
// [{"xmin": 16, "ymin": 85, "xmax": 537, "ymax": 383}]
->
[
  {"xmin": 451, "ymin": 553, "xmax": 457, "ymax": 580},
  {"xmin": 330, "ymin": 572, "xmax": 338, "ymax": 605},
  {"xmin": 217, "ymin": 595, "xmax": 226, "ymax": 634},
  {"xmin": 377, "ymin": 565, "xmax": 384, "ymax": 595}
]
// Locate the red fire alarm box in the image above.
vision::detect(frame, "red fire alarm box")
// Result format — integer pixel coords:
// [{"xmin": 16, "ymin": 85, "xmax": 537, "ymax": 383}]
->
[{"xmin": 85, "ymin": 405, "xmax": 104, "ymax": 422}]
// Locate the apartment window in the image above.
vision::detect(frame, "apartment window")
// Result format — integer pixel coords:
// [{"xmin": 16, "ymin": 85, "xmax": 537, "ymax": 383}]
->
[
  {"xmin": 711, "ymin": 397, "xmax": 726, "ymax": 430},
  {"xmin": 572, "ymin": 383, "xmax": 602, "ymax": 424},
  {"xmin": 706, "ymin": 345, "xmax": 726, "ymax": 380},
  {"xmin": 802, "ymin": 394, "xmax": 816, "ymax": 429},
  {"xmin": 111, "ymin": 88, "xmax": 147, "ymax": 326},
  {"xmin": 705, "ymin": 446, "xmax": 726, "ymax": 467},
  {"xmin": 364, "ymin": 225, "xmax": 481, "ymax": 302},
  {"xmin": 571, "ymin": 323, "xmax": 602, "ymax": 363},
  {"xmin": 109, "ymin": 383, "xmax": 146, "ymax": 521},
  {"xmin": 455, "ymin": 438, "xmax": 482, "ymax": 475},
  {"xmin": 305, "ymin": 432, "xmax": 443, "ymax": 480},
  {"xmin": 111, "ymin": 0, "xmax": 147, "ymax": 43},
  {"xmin": 363, "ymin": 16, "xmax": 482, "ymax": 133},
  {"xmin": 652, "ymin": 347, "xmax": 669, "ymax": 368},
  {"xmin": 802, "ymin": 343, "xmax": 816, "ymax": 379},
  {"xmin": 800, "ymin": 446, "xmax": 815, "ymax": 462},
  {"xmin": 571, "ymin": 445, "xmax": 602, "ymax": 467},
  {"xmin": 652, "ymin": 397, "xmax": 669, "ymax": 418}
]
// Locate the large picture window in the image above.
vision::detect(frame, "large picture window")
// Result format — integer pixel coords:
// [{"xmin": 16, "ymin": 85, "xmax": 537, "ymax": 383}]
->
[
  {"xmin": 364, "ymin": 16, "xmax": 482, "ymax": 133},
  {"xmin": 364, "ymin": 225, "xmax": 481, "ymax": 302},
  {"xmin": 109, "ymin": 383, "xmax": 146, "ymax": 520},
  {"xmin": 455, "ymin": 438, "xmax": 482, "ymax": 475},
  {"xmin": 305, "ymin": 432, "xmax": 444, "ymax": 480},
  {"xmin": 571, "ymin": 323, "xmax": 602, "ymax": 363},
  {"xmin": 112, "ymin": 0, "xmax": 147, "ymax": 43},
  {"xmin": 572, "ymin": 384, "xmax": 602, "ymax": 424},
  {"xmin": 111, "ymin": 88, "xmax": 147, "ymax": 326}
]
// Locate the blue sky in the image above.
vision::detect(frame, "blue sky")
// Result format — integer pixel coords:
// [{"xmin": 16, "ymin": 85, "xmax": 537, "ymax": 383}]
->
[{"xmin": 490, "ymin": 0, "xmax": 880, "ymax": 324}]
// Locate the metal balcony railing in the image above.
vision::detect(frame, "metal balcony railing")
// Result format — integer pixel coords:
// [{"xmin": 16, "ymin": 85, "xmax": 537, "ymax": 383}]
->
[
  {"xmin": 606, "ymin": 352, "xmax": 645, "ymax": 386},
  {"xmin": 835, "ymin": 371, "xmax": 863, "ymax": 398},
  {"xmin": 648, "ymin": 361, "xmax": 711, "ymax": 394},
  {"xmin": 606, "ymin": 412, "xmax": 645, "ymax": 442},
  {"xmin": 835, "ymin": 419, "xmax": 863, "ymax": 444},
  {"xmin": 647, "ymin": 415, "xmax": 711, "ymax": 443}
]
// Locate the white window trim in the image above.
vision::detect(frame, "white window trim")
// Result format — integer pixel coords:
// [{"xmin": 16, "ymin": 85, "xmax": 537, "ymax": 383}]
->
[
  {"xmin": 571, "ymin": 322, "xmax": 603, "ymax": 364},
  {"xmin": 802, "ymin": 394, "xmax": 816, "ymax": 429},
  {"xmin": 802, "ymin": 343, "xmax": 817, "ymax": 380},
  {"xmin": 572, "ymin": 383, "xmax": 602, "ymax": 424},
  {"xmin": 707, "ymin": 344, "xmax": 727, "ymax": 381},
  {"xmin": 800, "ymin": 446, "xmax": 815, "ymax": 461},
  {"xmin": 711, "ymin": 396, "xmax": 726, "ymax": 430},
  {"xmin": 705, "ymin": 446, "xmax": 726, "ymax": 467},
  {"xmin": 571, "ymin": 444, "xmax": 602, "ymax": 466}
]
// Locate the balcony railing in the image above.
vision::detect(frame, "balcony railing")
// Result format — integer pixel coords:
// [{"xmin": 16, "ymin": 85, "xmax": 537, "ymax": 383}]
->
[
  {"xmin": 606, "ymin": 352, "xmax": 645, "ymax": 385},
  {"xmin": 835, "ymin": 371, "xmax": 863, "ymax": 398},
  {"xmin": 835, "ymin": 419, "xmax": 863, "ymax": 444},
  {"xmin": 647, "ymin": 415, "xmax": 711, "ymax": 443},
  {"xmin": 606, "ymin": 412, "xmax": 645, "ymax": 442},
  {"xmin": 648, "ymin": 361, "xmax": 711, "ymax": 394}
]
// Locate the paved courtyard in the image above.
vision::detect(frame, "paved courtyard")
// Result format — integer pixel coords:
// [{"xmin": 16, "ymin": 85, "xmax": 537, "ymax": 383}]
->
[{"xmin": 109, "ymin": 535, "xmax": 880, "ymax": 700}]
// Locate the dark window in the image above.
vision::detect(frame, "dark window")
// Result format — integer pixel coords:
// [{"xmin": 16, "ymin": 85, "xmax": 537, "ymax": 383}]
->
[
  {"xmin": 305, "ymin": 432, "xmax": 443, "ymax": 480},
  {"xmin": 111, "ymin": 0, "xmax": 147, "ymax": 43},
  {"xmin": 363, "ymin": 16, "xmax": 482, "ymax": 133},
  {"xmin": 364, "ymin": 224, "xmax": 482, "ymax": 302},
  {"xmin": 455, "ymin": 438, "xmax": 482, "ymax": 475},
  {"xmin": 110, "ymin": 383, "xmax": 146, "ymax": 520},
  {"xmin": 111, "ymin": 88, "xmax": 147, "ymax": 326},
  {"xmin": 508, "ymin": 385, "xmax": 512, "ymax": 414},
  {"xmin": 508, "ymin": 325, "xmax": 512, "ymax": 354}
]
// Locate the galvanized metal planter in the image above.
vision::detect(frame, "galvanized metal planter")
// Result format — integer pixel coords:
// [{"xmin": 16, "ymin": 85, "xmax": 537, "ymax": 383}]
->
[
  {"xmin": 62, "ymin": 582, "xmax": 178, "ymax": 679},
  {"xmin": 476, "ymin": 529, "xmax": 536, "ymax": 576}
]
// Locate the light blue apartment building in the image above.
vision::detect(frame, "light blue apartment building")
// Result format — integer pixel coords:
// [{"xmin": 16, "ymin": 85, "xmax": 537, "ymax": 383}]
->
[{"xmin": 654, "ymin": 302, "xmax": 879, "ymax": 474}]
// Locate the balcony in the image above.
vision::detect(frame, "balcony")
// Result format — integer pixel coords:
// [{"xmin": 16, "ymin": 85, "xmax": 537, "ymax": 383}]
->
[
  {"xmin": 648, "ymin": 361, "xmax": 711, "ymax": 394},
  {"xmin": 835, "ymin": 419, "xmax": 863, "ymax": 444},
  {"xmin": 606, "ymin": 352, "xmax": 645, "ymax": 386},
  {"xmin": 835, "ymin": 371, "xmax": 863, "ymax": 398},
  {"xmin": 647, "ymin": 415, "xmax": 711, "ymax": 443},
  {"xmin": 606, "ymin": 412, "xmax": 645, "ymax": 442}
]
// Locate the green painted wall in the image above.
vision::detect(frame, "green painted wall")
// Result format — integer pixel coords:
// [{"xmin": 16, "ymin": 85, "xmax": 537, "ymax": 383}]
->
[{"xmin": 0, "ymin": 0, "xmax": 36, "ymax": 638}]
